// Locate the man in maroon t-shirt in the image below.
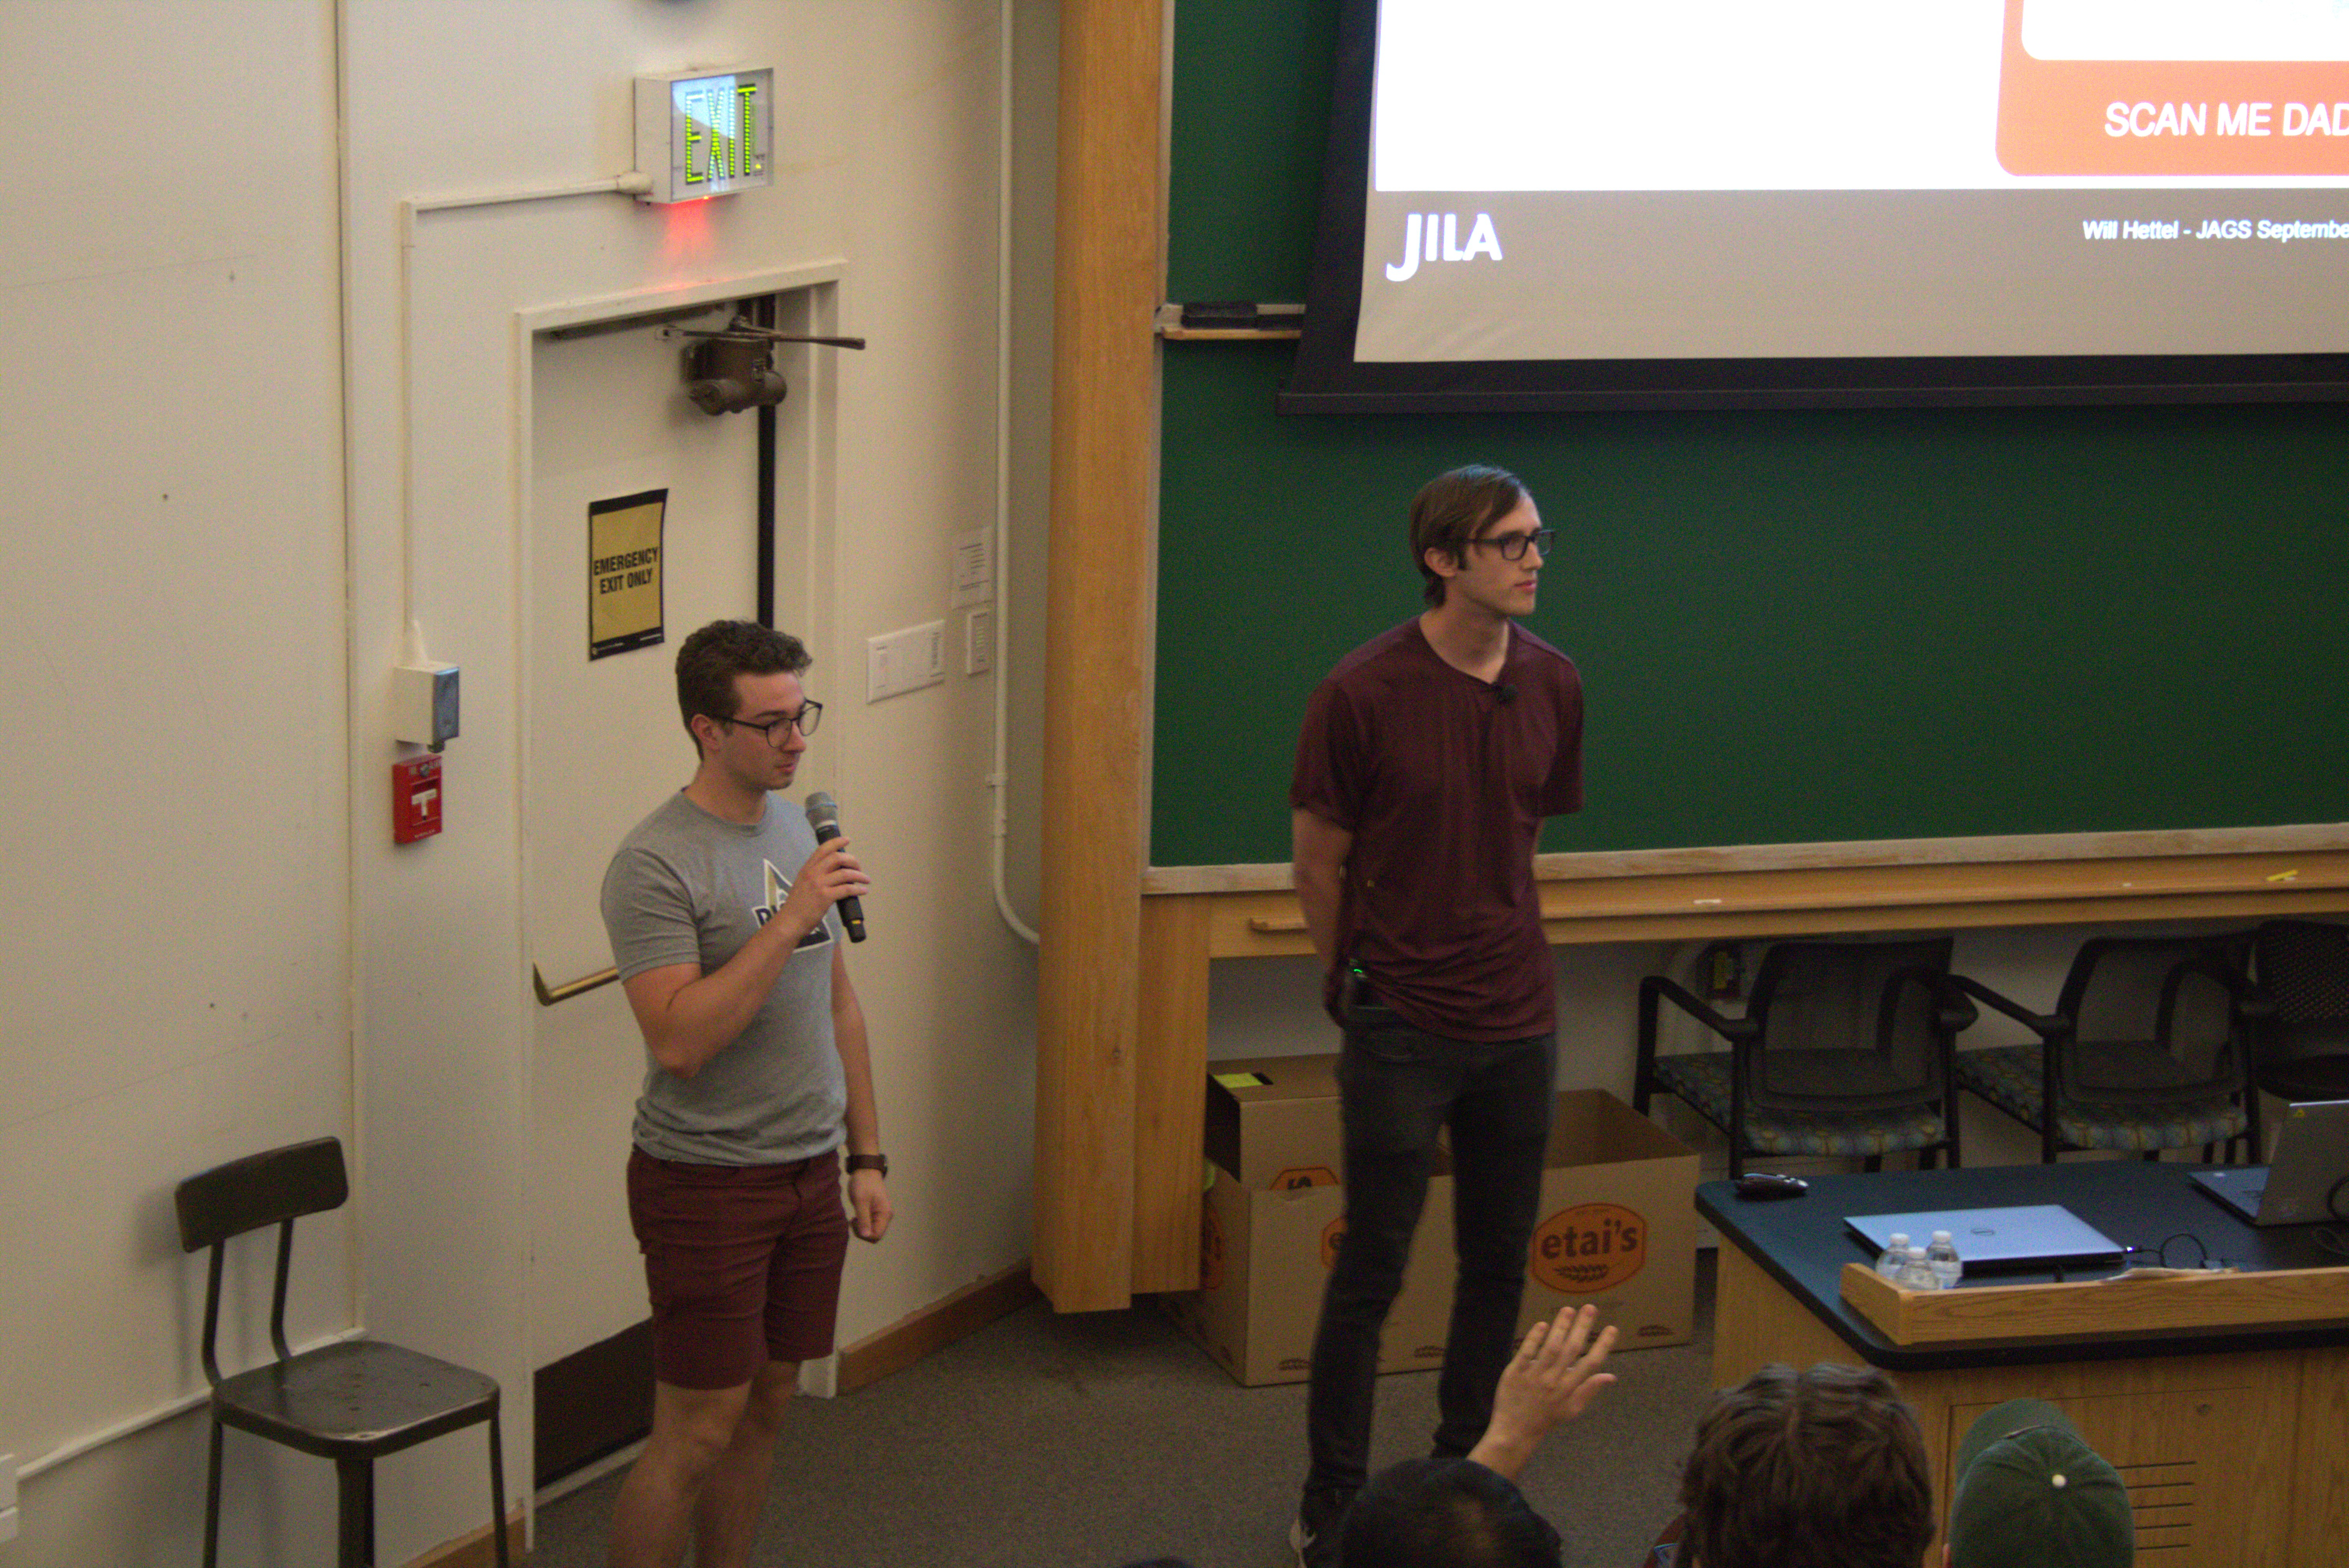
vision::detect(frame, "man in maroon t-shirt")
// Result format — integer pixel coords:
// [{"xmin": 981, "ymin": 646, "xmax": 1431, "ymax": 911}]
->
[{"xmin": 1287, "ymin": 465, "xmax": 1584, "ymax": 1568}]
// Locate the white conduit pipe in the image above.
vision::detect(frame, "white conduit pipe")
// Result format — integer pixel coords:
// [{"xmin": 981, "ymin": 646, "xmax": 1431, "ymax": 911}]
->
[{"xmin": 990, "ymin": 0, "xmax": 1040, "ymax": 947}]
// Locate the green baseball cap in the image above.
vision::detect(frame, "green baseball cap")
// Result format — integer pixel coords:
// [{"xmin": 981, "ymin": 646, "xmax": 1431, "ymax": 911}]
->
[{"xmin": 1947, "ymin": 1399, "xmax": 2133, "ymax": 1568}]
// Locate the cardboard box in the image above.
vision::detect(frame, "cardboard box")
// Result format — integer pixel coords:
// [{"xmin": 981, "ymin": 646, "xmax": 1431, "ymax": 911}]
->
[
  {"xmin": 1173, "ymin": 1053, "xmax": 1458, "ymax": 1386},
  {"xmin": 1203, "ymin": 1053, "xmax": 1345, "ymax": 1189},
  {"xmin": 1169, "ymin": 1069, "xmax": 1698, "ymax": 1385},
  {"xmin": 1165, "ymin": 1156, "xmax": 1458, "ymax": 1387},
  {"xmin": 1513, "ymin": 1090, "xmax": 1699, "ymax": 1351}
]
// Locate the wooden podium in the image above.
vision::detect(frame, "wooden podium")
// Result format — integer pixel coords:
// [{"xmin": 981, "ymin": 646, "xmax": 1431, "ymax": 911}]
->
[{"xmin": 1699, "ymin": 1164, "xmax": 2349, "ymax": 1567}]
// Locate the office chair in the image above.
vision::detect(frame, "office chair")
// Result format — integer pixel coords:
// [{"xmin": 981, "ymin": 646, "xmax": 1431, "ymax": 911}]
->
[
  {"xmin": 175, "ymin": 1136, "xmax": 509, "ymax": 1568},
  {"xmin": 1635, "ymin": 937, "xmax": 1972, "ymax": 1179},
  {"xmin": 1949, "ymin": 933, "xmax": 2260, "ymax": 1164},
  {"xmin": 2249, "ymin": 919, "xmax": 2349, "ymax": 1104}
]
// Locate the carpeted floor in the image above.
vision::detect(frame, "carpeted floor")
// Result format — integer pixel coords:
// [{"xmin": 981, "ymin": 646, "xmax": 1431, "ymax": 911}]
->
[{"xmin": 527, "ymin": 1252, "xmax": 1716, "ymax": 1567}]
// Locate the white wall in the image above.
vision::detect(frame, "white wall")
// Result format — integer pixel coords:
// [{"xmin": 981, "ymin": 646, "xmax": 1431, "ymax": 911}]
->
[
  {"xmin": 2, "ymin": 2, "xmax": 1047, "ymax": 1563},
  {"xmin": 0, "ymin": 1, "xmax": 355, "ymax": 1563},
  {"xmin": 822, "ymin": 2, "xmax": 1042, "ymax": 1325}
]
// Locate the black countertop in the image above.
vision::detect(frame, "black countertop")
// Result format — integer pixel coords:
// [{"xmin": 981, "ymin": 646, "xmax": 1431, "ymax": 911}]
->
[{"xmin": 1696, "ymin": 1161, "xmax": 2349, "ymax": 1372}]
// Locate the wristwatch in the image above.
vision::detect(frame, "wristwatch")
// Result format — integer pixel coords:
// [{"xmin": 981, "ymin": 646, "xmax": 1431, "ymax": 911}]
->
[{"xmin": 845, "ymin": 1153, "xmax": 889, "ymax": 1177}]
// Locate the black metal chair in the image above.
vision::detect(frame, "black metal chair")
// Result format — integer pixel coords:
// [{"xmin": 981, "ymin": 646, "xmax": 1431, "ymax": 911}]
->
[
  {"xmin": 1634, "ymin": 937, "xmax": 1972, "ymax": 1179},
  {"xmin": 1948, "ymin": 933, "xmax": 2262, "ymax": 1164},
  {"xmin": 2250, "ymin": 919, "xmax": 2349, "ymax": 1104},
  {"xmin": 175, "ymin": 1136, "xmax": 509, "ymax": 1568}
]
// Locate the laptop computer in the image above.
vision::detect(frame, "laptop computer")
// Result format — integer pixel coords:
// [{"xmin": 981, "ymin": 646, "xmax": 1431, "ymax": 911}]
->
[
  {"xmin": 2189, "ymin": 1099, "xmax": 2349, "ymax": 1226},
  {"xmin": 1844, "ymin": 1205, "xmax": 2125, "ymax": 1273}
]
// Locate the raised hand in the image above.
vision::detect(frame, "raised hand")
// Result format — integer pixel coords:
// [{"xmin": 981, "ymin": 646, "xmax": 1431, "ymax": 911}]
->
[{"xmin": 1466, "ymin": 1304, "xmax": 1620, "ymax": 1480}]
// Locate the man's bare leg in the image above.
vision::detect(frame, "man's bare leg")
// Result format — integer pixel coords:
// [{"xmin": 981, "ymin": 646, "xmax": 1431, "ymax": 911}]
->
[
  {"xmin": 608, "ymin": 1379, "xmax": 751, "ymax": 1568},
  {"xmin": 689, "ymin": 1359, "xmax": 798, "ymax": 1568}
]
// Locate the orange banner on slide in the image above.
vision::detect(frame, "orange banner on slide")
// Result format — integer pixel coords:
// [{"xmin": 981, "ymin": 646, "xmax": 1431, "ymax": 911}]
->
[{"xmin": 1998, "ymin": 0, "xmax": 2349, "ymax": 175}]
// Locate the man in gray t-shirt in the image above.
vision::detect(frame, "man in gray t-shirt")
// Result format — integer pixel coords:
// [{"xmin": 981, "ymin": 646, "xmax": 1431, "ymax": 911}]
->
[
  {"xmin": 604, "ymin": 792, "xmax": 849, "ymax": 1168},
  {"xmin": 598, "ymin": 620, "xmax": 888, "ymax": 1568}
]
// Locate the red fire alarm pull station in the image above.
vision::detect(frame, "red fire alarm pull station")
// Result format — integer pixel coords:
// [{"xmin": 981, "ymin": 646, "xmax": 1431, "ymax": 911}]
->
[{"xmin": 393, "ymin": 754, "xmax": 443, "ymax": 844}]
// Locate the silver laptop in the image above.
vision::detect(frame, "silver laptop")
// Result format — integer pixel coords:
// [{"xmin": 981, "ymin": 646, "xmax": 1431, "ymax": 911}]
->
[
  {"xmin": 1844, "ymin": 1205, "xmax": 2125, "ymax": 1272},
  {"xmin": 2190, "ymin": 1099, "xmax": 2349, "ymax": 1227}
]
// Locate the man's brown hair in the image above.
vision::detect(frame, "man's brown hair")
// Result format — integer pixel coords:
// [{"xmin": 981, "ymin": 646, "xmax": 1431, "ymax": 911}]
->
[
  {"xmin": 674, "ymin": 619, "xmax": 812, "ymax": 755},
  {"xmin": 1409, "ymin": 465, "xmax": 1528, "ymax": 607},
  {"xmin": 1677, "ymin": 1363, "xmax": 1933, "ymax": 1568}
]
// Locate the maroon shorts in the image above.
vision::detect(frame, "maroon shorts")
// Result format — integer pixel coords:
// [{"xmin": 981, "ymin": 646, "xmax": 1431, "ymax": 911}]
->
[{"xmin": 625, "ymin": 1147, "xmax": 851, "ymax": 1390}]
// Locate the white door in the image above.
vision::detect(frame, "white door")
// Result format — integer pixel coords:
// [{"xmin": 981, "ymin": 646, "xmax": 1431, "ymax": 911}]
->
[{"xmin": 524, "ymin": 308, "xmax": 776, "ymax": 1461}]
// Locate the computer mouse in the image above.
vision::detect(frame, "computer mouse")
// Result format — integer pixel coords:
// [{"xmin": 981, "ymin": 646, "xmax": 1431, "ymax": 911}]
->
[{"xmin": 1733, "ymin": 1172, "xmax": 1809, "ymax": 1199}]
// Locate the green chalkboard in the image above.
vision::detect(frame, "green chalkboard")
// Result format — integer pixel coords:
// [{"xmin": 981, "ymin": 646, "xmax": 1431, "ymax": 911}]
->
[{"xmin": 1152, "ymin": 0, "xmax": 2349, "ymax": 871}]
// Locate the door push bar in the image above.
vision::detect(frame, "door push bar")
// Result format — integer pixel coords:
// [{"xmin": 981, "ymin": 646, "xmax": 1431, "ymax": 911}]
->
[{"xmin": 532, "ymin": 963, "xmax": 619, "ymax": 1007}]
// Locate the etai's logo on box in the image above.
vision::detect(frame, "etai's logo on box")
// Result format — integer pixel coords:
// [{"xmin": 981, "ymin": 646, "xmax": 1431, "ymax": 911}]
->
[
  {"xmin": 1320, "ymin": 1215, "xmax": 1348, "ymax": 1271},
  {"xmin": 1529, "ymin": 1203, "xmax": 1647, "ymax": 1294}
]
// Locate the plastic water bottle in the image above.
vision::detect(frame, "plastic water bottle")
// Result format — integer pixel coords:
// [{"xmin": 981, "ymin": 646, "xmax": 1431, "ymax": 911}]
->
[
  {"xmin": 1898, "ymin": 1244, "xmax": 1940, "ymax": 1291},
  {"xmin": 1926, "ymin": 1230, "xmax": 1963, "ymax": 1289},
  {"xmin": 1874, "ymin": 1231, "xmax": 1912, "ymax": 1279}
]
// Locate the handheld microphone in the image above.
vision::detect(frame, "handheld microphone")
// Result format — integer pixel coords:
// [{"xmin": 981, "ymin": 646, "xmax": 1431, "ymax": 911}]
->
[
  {"xmin": 1495, "ymin": 683, "xmax": 1518, "ymax": 706},
  {"xmin": 802, "ymin": 791, "xmax": 867, "ymax": 942}
]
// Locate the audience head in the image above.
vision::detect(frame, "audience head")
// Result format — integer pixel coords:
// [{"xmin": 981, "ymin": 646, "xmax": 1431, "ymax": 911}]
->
[
  {"xmin": 1676, "ymin": 1363, "xmax": 1933, "ymax": 1568},
  {"xmin": 1340, "ymin": 1457, "xmax": 1563, "ymax": 1568},
  {"xmin": 1945, "ymin": 1399, "xmax": 2132, "ymax": 1568}
]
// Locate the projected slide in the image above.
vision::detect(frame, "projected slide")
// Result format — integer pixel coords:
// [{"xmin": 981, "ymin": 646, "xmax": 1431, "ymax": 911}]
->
[{"xmin": 1318, "ymin": 0, "xmax": 2349, "ymax": 389}]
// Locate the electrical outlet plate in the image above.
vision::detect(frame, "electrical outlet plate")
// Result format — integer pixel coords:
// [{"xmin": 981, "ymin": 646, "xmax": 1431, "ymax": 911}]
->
[{"xmin": 865, "ymin": 621, "xmax": 946, "ymax": 702}]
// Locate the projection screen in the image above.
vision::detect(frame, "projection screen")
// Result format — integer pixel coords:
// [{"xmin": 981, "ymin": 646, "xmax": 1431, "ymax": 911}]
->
[{"xmin": 1283, "ymin": 0, "xmax": 2349, "ymax": 411}]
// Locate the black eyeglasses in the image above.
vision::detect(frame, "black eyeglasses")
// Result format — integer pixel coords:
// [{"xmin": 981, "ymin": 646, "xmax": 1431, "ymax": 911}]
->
[
  {"xmin": 1469, "ymin": 527, "xmax": 1555, "ymax": 562},
  {"xmin": 720, "ymin": 701, "xmax": 823, "ymax": 743}
]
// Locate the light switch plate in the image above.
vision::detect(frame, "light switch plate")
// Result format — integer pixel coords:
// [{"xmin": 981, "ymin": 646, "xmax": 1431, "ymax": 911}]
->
[
  {"xmin": 950, "ymin": 526, "xmax": 995, "ymax": 609},
  {"xmin": 865, "ymin": 622, "xmax": 946, "ymax": 702},
  {"xmin": 965, "ymin": 608, "xmax": 993, "ymax": 674}
]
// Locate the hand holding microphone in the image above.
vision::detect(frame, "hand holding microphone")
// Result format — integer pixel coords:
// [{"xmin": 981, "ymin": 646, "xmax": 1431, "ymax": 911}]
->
[{"xmin": 803, "ymin": 791, "xmax": 867, "ymax": 941}]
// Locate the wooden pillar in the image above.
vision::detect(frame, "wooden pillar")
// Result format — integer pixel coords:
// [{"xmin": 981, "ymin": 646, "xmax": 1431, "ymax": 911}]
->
[
  {"xmin": 1034, "ymin": 0, "xmax": 1163, "ymax": 1311},
  {"xmin": 1133, "ymin": 894, "xmax": 1212, "ymax": 1293}
]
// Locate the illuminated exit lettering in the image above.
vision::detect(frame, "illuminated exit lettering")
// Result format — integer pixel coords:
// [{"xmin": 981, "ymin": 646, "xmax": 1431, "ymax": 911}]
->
[
  {"xmin": 683, "ymin": 87, "xmax": 723, "ymax": 184},
  {"xmin": 682, "ymin": 81, "xmax": 765, "ymax": 186},
  {"xmin": 637, "ymin": 67, "xmax": 776, "ymax": 204}
]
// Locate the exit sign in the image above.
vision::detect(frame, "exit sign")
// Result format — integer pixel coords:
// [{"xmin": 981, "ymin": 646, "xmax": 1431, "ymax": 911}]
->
[{"xmin": 634, "ymin": 67, "xmax": 775, "ymax": 204}]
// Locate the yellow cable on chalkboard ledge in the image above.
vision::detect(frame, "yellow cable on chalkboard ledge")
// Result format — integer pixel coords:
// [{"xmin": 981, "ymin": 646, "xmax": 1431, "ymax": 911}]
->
[{"xmin": 1156, "ymin": 301, "xmax": 1303, "ymax": 340}]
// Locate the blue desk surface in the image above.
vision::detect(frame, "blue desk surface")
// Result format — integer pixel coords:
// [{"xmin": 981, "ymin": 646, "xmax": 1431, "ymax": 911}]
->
[{"xmin": 1695, "ymin": 1161, "xmax": 2349, "ymax": 1372}]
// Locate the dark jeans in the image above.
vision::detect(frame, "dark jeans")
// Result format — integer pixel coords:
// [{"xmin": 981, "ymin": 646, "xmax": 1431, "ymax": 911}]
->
[{"xmin": 1303, "ymin": 992, "xmax": 1557, "ymax": 1499}]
